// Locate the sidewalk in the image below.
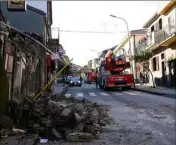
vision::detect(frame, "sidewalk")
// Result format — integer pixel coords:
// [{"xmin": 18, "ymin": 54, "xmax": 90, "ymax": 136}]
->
[{"xmin": 132, "ymin": 84, "xmax": 176, "ymax": 98}]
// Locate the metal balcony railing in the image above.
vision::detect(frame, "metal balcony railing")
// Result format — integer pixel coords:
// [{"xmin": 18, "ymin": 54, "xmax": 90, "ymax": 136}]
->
[
  {"xmin": 136, "ymin": 32, "xmax": 156, "ymax": 52},
  {"xmin": 136, "ymin": 32, "xmax": 155, "ymax": 52},
  {"xmin": 136, "ymin": 19, "xmax": 176, "ymax": 51},
  {"xmin": 136, "ymin": 37, "xmax": 148, "ymax": 52},
  {"xmin": 148, "ymin": 32, "xmax": 155, "ymax": 46},
  {"xmin": 155, "ymin": 19, "xmax": 176, "ymax": 44}
]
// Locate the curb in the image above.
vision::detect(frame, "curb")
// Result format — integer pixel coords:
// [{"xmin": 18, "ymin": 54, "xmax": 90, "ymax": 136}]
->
[{"xmin": 132, "ymin": 87, "xmax": 176, "ymax": 99}]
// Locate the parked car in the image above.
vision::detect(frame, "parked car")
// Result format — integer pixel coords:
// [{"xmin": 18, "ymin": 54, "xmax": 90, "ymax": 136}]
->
[
  {"xmin": 69, "ymin": 77, "xmax": 82, "ymax": 87},
  {"xmin": 65, "ymin": 76, "xmax": 72, "ymax": 84}
]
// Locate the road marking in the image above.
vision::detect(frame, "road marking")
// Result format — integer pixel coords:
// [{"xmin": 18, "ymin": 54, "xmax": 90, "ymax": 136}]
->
[
  {"xmin": 89, "ymin": 93, "xmax": 96, "ymax": 96},
  {"xmin": 124, "ymin": 91, "xmax": 136, "ymax": 95},
  {"xmin": 83, "ymin": 84, "xmax": 94, "ymax": 88},
  {"xmin": 100, "ymin": 92, "xmax": 109, "ymax": 96},
  {"xmin": 113, "ymin": 92, "xmax": 122, "ymax": 96},
  {"xmin": 65, "ymin": 93, "xmax": 71, "ymax": 98},
  {"xmin": 77, "ymin": 93, "xmax": 83, "ymax": 98},
  {"xmin": 132, "ymin": 91, "xmax": 141, "ymax": 95}
]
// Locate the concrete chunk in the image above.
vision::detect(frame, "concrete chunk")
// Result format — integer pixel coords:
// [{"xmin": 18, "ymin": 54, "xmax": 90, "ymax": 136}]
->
[
  {"xmin": 61, "ymin": 108, "xmax": 72, "ymax": 117},
  {"xmin": 66, "ymin": 132, "xmax": 93, "ymax": 142}
]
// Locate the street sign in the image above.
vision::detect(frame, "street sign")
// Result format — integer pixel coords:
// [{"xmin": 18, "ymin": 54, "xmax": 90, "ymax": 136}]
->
[
  {"xmin": 7, "ymin": 1, "xmax": 26, "ymax": 11},
  {"xmin": 51, "ymin": 53, "xmax": 59, "ymax": 60},
  {"xmin": 58, "ymin": 49, "xmax": 65, "ymax": 55}
]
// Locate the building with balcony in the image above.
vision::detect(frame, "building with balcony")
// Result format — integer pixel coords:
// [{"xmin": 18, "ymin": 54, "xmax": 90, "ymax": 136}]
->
[
  {"xmin": 92, "ymin": 58, "xmax": 100, "ymax": 70},
  {"xmin": 87, "ymin": 60, "xmax": 93, "ymax": 70},
  {"xmin": 137, "ymin": 1, "xmax": 176, "ymax": 87},
  {"xmin": 114, "ymin": 29, "xmax": 147, "ymax": 82}
]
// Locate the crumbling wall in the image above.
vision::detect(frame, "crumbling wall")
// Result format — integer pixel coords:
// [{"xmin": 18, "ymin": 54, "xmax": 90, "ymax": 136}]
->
[
  {"xmin": 11, "ymin": 35, "xmax": 25, "ymax": 102},
  {"xmin": 0, "ymin": 21, "xmax": 10, "ymax": 113},
  {"xmin": 21, "ymin": 38, "xmax": 39, "ymax": 97}
]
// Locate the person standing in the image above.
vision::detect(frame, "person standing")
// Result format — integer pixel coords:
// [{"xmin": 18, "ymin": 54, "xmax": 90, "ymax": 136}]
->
[
  {"xmin": 140, "ymin": 72, "xmax": 144, "ymax": 85},
  {"xmin": 80, "ymin": 76, "xmax": 83, "ymax": 83},
  {"xmin": 95, "ymin": 76, "xmax": 99, "ymax": 88}
]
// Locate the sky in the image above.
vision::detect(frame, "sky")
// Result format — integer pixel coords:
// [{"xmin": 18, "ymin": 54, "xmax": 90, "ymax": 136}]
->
[
  {"xmin": 52, "ymin": 1, "xmax": 169, "ymax": 66},
  {"xmin": 27, "ymin": 1, "xmax": 47, "ymax": 13}
]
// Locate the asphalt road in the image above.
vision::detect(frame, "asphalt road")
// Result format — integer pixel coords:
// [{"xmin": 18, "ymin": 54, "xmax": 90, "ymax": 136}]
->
[{"xmin": 53, "ymin": 83, "xmax": 176, "ymax": 145}]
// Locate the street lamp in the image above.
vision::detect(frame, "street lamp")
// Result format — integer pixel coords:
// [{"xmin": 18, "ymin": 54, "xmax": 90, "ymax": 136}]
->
[
  {"xmin": 110, "ymin": 14, "xmax": 135, "ymax": 87},
  {"xmin": 109, "ymin": 15, "xmax": 131, "ymax": 56},
  {"xmin": 90, "ymin": 49, "xmax": 101, "ymax": 57}
]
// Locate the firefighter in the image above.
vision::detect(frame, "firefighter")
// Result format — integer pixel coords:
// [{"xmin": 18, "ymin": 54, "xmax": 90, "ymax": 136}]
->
[
  {"xmin": 80, "ymin": 76, "xmax": 83, "ymax": 83},
  {"xmin": 140, "ymin": 72, "xmax": 144, "ymax": 85},
  {"xmin": 95, "ymin": 76, "xmax": 99, "ymax": 88}
]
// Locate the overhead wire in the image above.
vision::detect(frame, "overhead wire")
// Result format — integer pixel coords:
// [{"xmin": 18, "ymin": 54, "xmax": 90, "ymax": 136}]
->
[{"xmin": 51, "ymin": 28, "xmax": 128, "ymax": 34}]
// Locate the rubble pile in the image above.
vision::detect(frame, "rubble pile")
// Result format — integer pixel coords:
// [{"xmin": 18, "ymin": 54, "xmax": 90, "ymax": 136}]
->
[{"xmin": 2, "ymin": 93, "xmax": 112, "ymax": 142}]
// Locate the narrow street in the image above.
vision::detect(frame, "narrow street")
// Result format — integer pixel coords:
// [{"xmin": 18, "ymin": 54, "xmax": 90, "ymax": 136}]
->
[
  {"xmin": 0, "ymin": 1, "xmax": 176, "ymax": 145},
  {"xmin": 53, "ymin": 83, "xmax": 176, "ymax": 145}
]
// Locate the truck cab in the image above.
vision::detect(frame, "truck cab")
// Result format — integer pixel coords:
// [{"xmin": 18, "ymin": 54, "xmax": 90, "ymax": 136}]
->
[{"xmin": 87, "ymin": 72, "xmax": 97, "ymax": 84}]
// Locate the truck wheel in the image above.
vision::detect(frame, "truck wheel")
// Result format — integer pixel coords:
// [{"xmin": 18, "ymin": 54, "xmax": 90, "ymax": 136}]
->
[
  {"xmin": 127, "ymin": 86, "xmax": 131, "ymax": 90},
  {"xmin": 123, "ymin": 86, "xmax": 131, "ymax": 90}
]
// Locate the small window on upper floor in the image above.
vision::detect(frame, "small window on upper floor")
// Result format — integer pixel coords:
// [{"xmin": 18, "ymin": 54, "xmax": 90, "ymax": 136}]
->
[
  {"xmin": 161, "ymin": 53, "xmax": 165, "ymax": 59},
  {"xmin": 151, "ymin": 25, "xmax": 154, "ymax": 32},
  {"xmin": 159, "ymin": 18, "xmax": 162, "ymax": 30}
]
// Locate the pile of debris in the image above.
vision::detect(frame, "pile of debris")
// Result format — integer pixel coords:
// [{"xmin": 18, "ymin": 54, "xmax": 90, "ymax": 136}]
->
[{"xmin": 1, "ymin": 93, "xmax": 112, "ymax": 142}]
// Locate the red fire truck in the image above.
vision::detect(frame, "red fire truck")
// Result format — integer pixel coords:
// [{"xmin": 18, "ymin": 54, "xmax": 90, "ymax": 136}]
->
[
  {"xmin": 98, "ymin": 50, "xmax": 134, "ymax": 90},
  {"xmin": 87, "ymin": 72, "xmax": 97, "ymax": 84}
]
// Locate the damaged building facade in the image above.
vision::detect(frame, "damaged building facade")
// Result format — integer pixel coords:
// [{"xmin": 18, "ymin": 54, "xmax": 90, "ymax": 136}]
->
[{"xmin": 0, "ymin": 1, "xmax": 53, "ymax": 112}]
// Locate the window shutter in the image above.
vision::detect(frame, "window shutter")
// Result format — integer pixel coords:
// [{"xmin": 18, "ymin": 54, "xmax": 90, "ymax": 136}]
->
[{"xmin": 156, "ymin": 56, "xmax": 159, "ymax": 71}]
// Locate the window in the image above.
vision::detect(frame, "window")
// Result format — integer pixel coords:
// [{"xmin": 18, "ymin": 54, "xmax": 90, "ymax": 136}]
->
[
  {"xmin": 161, "ymin": 53, "xmax": 165, "ymax": 59},
  {"xmin": 151, "ymin": 25, "xmax": 154, "ymax": 32},
  {"xmin": 159, "ymin": 18, "xmax": 162, "ymax": 30},
  {"xmin": 152, "ymin": 57, "xmax": 156, "ymax": 71},
  {"xmin": 152, "ymin": 56, "xmax": 159, "ymax": 71}
]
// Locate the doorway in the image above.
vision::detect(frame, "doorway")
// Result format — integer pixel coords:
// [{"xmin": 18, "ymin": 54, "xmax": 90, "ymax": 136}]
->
[{"xmin": 161, "ymin": 61, "xmax": 166, "ymax": 86}]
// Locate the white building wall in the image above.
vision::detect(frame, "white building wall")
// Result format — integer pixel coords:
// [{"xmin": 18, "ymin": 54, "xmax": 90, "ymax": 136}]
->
[
  {"xmin": 147, "ymin": 6, "xmax": 176, "ymax": 86},
  {"xmin": 149, "ymin": 46, "xmax": 176, "ymax": 85}
]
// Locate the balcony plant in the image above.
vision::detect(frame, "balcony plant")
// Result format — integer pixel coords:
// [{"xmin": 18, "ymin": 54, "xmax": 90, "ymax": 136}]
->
[{"xmin": 134, "ymin": 50, "xmax": 155, "ymax": 88}]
